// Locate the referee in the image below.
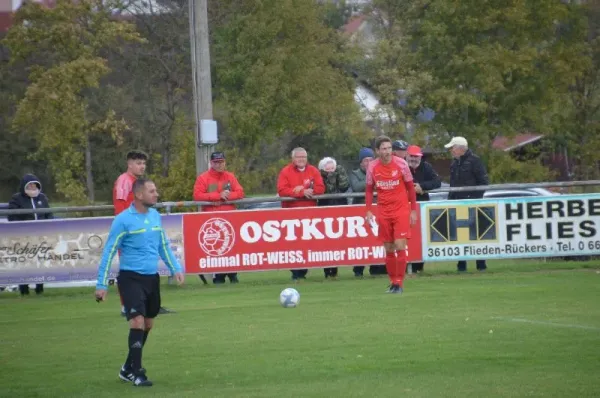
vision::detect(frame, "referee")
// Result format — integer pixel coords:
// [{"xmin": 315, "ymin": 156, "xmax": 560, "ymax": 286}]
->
[{"xmin": 95, "ymin": 178, "xmax": 185, "ymax": 387}]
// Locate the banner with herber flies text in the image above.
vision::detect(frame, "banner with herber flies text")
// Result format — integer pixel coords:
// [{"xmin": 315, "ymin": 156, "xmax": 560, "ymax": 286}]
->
[{"xmin": 419, "ymin": 194, "xmax": 600, "ymax": 262}]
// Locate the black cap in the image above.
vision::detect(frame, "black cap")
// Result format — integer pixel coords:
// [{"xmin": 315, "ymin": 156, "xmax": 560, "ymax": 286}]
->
[
  {"xmin": 210, "ymin": 152, "xmax": 225, "ymax": 161},
  {"xmin": 392, "ymin": 140, "xmax": 408, "ymax": 151}
]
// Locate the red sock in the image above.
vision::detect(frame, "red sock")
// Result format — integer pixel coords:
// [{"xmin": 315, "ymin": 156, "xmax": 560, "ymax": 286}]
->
[
  {"xmin": 385, "ymin": 251, "xmax": 396, "ymax": 284},
  {"xmin": 396, "ymin": 249, "xmax": 407, "ymax": 286}
]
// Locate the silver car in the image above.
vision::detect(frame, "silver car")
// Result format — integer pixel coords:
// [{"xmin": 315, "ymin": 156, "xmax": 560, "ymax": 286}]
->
[{"xmin": 428, "ymin": 186, "xmax": 557, "ymax": 202}]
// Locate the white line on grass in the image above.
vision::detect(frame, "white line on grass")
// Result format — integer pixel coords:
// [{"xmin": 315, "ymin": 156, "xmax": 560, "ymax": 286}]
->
[{"xmin": 491, "ymin": 317, "xmax": 600, "ymax": 331}]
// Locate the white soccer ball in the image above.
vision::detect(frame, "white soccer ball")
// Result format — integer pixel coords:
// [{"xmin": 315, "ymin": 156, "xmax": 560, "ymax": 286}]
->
[{"xmin": 279, "ymin": 288, "xmax": 300, "ymax": 308}]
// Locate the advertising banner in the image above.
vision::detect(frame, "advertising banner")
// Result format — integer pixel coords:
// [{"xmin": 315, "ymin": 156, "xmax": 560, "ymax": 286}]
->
[
  {"xmin": 183, "ymin": 205, "xmax": 423, "ymax": 274},
  {"xmin": 0, "ymin": 215, "xmax": 183, "ymax": 285},
  {"xmin": 420, "ymin": 194, "xmax": 600, "ymax": 261}
]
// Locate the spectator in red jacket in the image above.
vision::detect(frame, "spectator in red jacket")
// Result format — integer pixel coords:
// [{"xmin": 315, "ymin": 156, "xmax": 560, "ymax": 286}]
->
[
  {"xmin": 277, "ymin": 147, "xmax": 325, "ymax": 280},
  {"xmin": 193, "ymin": 151, "xmax": 245, "ymax": 283}
]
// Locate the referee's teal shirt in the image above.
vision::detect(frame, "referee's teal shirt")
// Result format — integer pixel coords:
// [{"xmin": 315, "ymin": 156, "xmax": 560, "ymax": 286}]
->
[{"xmin": 96, "ymin": 204, "xmax": 182, "ymax": 290}]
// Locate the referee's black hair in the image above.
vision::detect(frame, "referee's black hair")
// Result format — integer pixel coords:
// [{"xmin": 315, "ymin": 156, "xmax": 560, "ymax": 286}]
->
[
  {"xmin": 127, "ymin": 150, "xmax": 148, "ymax": 161},
  {"xmin": 133, "ymin": 178, "xmax": 152, "ymax": 194}
]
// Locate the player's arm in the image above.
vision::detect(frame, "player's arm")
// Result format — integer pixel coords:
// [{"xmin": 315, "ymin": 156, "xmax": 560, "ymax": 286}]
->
[
  {"xmin": 193, "ymin": 175, "xmax": 220, "ymax": 202},
  {"xmin": 400, "ymin": 161, "xmax": 418, "ymax": 212},
  {"xmin": 113, "ymin": 177, "xmax": 132, "ymax": 215},
  {"xmin": 96, "ymin": 217, "xmax": 127, "ymax": 290},
  {"xmin": 365, "ymin": 164, "xmax": 375, "ymax": 211},
  {"xmin": 157, "ymin": 225, "xmax": 183, "ymax": 276},
  {"xmin": 113, "ymin": 199, "xmax": 129, "ymax": 215}
]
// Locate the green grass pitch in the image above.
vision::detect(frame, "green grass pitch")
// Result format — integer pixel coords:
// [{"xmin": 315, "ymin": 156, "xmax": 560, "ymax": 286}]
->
[{"xmin": 1, "ymin": 259, "xmax": 599, "ymax": 397}]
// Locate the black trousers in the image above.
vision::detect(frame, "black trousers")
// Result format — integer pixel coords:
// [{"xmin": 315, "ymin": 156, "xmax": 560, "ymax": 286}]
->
[
  {"xmin": 352, "ymin": 265, "xmax": 387, "ymax": 275},
  {"xmin": 291, "ymin": 269, "xmax": 308, "ymax": 279},
  {"xmin": 19, "ymin": 284, "xmax": 43, "ymax": 295},
  {"xmin": 457, "ymin": 260, "xmax": 487, "ymax": 271},
  {"xmin": 412, "ymin": 262, "xmax": 425, "ymax": 272},
  {"xmin": 213, "ymin": 273, "xmax": 238, "ymax": 283}
]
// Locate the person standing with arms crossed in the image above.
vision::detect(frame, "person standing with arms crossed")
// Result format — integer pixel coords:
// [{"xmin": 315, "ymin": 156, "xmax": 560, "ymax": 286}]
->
[
  {"xmin": 96, "ymin": 178, "xmax": 185, "ymax": 387},
  {"xmin": 365, "ymin": 136, "xmax": 418, "ymax": 293},
  {"xmin": 113, "ymin": 150, "xmax": 173, "ymax": 315}
]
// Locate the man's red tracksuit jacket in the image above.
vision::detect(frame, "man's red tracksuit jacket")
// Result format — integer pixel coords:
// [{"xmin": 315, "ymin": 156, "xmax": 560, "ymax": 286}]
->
[
  {"xmin": 277, "ymin": 163, "xmax": 325, "ymax": 208},
  {"xmin": 193, "ymin": 169, "xmax": 245, "ymax": 211}
]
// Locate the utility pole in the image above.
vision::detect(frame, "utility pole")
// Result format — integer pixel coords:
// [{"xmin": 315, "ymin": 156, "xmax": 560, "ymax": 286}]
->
[{"xmin": 189, "ymin": 0, "xmax": 215, "ymax": 175}]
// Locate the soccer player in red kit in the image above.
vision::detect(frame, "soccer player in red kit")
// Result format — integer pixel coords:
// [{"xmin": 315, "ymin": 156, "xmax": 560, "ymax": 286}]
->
[{"xmin": 365, "ymin": 136, "xmax": 418, "ymax": 294}]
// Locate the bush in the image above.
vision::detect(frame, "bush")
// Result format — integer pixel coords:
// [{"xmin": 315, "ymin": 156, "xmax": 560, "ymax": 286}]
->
[{"xmin": 487, "ymin": 150, "xmax": 556, "ymax": 184}]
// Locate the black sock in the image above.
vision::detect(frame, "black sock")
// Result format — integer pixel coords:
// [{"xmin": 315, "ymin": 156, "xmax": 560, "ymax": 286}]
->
[
  {"xmin": 127, "ymin": 328, "xmax": 145, "ymax": 372},
  {"xmin": 124, "ymin": 330, "xmax": 150, "ymax": 369}
]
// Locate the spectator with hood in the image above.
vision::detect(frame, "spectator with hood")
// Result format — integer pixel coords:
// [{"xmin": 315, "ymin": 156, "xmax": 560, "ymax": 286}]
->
[{"xmin": 8, "ymin": 174, "xmax": 53, "ymax": 296}]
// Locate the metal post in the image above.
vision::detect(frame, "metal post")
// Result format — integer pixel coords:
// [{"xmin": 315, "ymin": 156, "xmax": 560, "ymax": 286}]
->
[{"xmin": 189, "ymin": 0, "xmax": 214, "ymax": 175}]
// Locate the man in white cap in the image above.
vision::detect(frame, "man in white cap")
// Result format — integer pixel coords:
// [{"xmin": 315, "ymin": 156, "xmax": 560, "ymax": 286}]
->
[{"xmin": 444, "ymin": 136, "xmax": 489, "ymax": 272}]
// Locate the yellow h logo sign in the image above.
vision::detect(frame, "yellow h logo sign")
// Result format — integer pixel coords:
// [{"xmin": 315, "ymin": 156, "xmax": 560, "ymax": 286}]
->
[{"xmin": 428, "ymin": 205, "xmax": 497, "ymax": 244}]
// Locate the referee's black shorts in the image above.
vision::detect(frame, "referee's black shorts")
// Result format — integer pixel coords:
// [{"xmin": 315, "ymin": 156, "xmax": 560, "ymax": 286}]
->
[{"xmin": 117, "ymin": 271, "xmax": 161, "ymax": 320}]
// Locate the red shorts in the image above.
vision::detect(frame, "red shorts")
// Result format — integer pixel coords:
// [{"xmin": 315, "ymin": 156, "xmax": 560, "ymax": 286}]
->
[{"xmin": 377, "ymin": 214, "xmax": 411, "ymax": 243}]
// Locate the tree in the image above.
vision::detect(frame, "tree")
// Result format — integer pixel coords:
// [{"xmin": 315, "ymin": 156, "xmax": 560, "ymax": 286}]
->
[
  {"xmin": 3, "ymin": 0, "xmax": 142, "ymax": 202},
  {"xmin": 322, "ymin": 0, "xmax": 357, "ymax": 30},
  {"xmin": 107, "ymin": 0, "xmax": 193, "ymax": 179},
  {"xmin": 355, "ymin": 0, "xmax": 434, "ymax": 138},
  {"xmin": 554, "ymin": 1, "xmax": 600, "ymax": 181},
  {"xmin": 211, "ymin": 0, "xmax": 367, "ymax": 193},
  {"xmin": 409, "ymin": 0, "xmax": 590, "ymax": 152},
  {"xmin": 0, "ymin": 41, "xmax": 46, "ymax": 199}
]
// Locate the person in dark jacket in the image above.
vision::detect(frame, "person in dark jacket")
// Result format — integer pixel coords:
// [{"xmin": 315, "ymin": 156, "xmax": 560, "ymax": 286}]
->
[
  {"xmin": 406, "ymin": 145, "xmax": 441, "ymax": 273},
  {"xmin": 318, "ymin": 157, "xmax": 349, "ymax": 278},
  {"xmin": 8, "ymin": 174, "xmax": 54, "ymax": 295},
  {"xmin": 392, "ymin": 140, "xmax": 409, "ymax": 159},
  {"xmin": 444, "ymin": 137, "xmax": 489, "ymax": 272},
  {"xmin": 348, "ymin": 148, "xmax": 386, "ymax": 277}
]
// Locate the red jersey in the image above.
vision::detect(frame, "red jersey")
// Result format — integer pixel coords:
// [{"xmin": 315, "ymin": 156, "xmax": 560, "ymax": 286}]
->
[
  {"xmin": 113, "ymin": 172, "xmax": 136, "ymax": 215},
  {"xmin": 193, "ymin": 169, "xmax": 245, "ymax": 212},
  {"xmin": 366, "ymin": 156, "xmax": 417, "ymax": 219},
  {"xmin": 277, "ymin": 163, "xmax": 325, "ymax": 208}
]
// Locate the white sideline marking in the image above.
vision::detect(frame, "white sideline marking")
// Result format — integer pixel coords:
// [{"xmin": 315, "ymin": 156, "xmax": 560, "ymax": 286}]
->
[{"xmin": 492, "ymin": 317, "xmax": 600, "ymax": 331}]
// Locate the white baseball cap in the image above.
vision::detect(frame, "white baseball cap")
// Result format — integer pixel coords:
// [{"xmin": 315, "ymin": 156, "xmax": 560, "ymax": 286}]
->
[{"xmin": 444, "ymin": 136, "xmax": 468, "ymax": 148}]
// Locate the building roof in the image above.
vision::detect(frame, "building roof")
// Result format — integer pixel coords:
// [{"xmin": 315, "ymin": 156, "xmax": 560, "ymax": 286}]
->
[
  {"xmin": 342, "ymin": 15, "xmax": 366, "ymax": 35},
  {"xmin": 492, "ymin": 133, "xmax": 544, "ymax": 152}
]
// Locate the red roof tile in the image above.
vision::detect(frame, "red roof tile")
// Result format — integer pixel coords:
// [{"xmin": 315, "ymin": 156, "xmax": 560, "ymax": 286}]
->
[
  {"xmin": 0, "ymin": 12, "xmax": 12, "ymax": 32},
  {"xmin": 343, "ymin": 16, "xmax": 365, "ymax": 35},
  {"xmin": 492, "ymin": 133, "xmax": 544, "ymax": 151}
]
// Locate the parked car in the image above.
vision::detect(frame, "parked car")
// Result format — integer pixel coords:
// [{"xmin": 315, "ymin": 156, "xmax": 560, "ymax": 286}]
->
[
  {"xmin": 238, "ymin": 201, "xmax": 281, "ymax": 210},
  {"xmin": 428, "ymin": 187, "xmax": 557, "ymax": 202}
]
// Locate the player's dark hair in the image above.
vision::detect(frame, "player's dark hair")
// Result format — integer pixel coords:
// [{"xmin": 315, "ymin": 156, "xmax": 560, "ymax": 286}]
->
[
  {"xmin": 374, "ymin": 135, "xmax": 392, "ymax": 150},
  {"xmin": 133, "ymin": 178, "xmax": 152, "ymax": 195},
  {"xmin": 127, "ymin": 150, "xmax": 148, "ymax": 161}
]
